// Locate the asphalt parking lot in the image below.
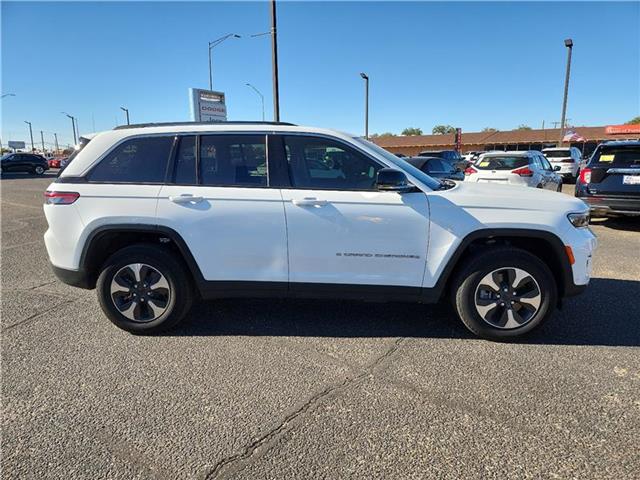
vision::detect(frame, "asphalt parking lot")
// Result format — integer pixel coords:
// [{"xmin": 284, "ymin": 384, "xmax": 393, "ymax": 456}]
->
[{"xmin": 2, "ymin": 172, "xmax": 639, "ymax": 479}]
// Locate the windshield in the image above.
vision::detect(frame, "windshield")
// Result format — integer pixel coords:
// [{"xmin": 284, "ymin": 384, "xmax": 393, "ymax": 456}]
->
[
  {"xmin": 352, "ymin": 137, "xmax": 442, "ymax": 190},
  {"xmin": 475, "ymin": 155, "xmax": 529, "ymax": 170},
  {"xmin": 544, "ymin": 150, "xmax": 571, "ymax": 158}
]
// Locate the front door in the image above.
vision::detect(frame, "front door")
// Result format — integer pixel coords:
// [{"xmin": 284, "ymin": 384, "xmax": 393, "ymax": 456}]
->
[
  {"xmin": 276, "ymin": 134, "xmax": 430, "ymax": 291},
  {"xmin": 156, "ymin": 134, "xmax": 288, "ymax": 288}
]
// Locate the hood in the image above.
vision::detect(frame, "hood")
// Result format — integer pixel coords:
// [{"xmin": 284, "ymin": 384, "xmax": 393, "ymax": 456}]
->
[{"xmin": 435, "ymin": 181, "xmax": 588, "ymax": 214}]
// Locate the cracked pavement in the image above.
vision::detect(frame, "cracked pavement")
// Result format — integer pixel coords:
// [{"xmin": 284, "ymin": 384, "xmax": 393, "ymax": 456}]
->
[{"xmin": 2, "ymin": 173, "xmax": 639, "ymax": 479}]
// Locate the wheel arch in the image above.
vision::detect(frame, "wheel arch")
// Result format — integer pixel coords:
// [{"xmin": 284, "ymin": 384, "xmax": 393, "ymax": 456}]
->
[
  {"xmin": 80, "ymin": 224, "xmax": 205, "ymax": 290},
  {"xmin": 428, "ymin": 228, "xmax": 575, "ymax": 303}
]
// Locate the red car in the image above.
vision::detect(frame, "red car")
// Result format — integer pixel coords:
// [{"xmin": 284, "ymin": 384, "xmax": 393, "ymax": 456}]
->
[{"xmin": 48, "ymin": 157, "xmax": 66, "ymax": 169}]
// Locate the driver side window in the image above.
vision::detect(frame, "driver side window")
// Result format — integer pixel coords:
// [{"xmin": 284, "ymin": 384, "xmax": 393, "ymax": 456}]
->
[{"xmin": 283, "ymin": 136, "xmax": 382, "ymax": 190}]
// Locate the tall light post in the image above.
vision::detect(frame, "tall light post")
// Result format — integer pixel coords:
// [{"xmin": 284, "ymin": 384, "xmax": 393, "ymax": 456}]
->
[
  {"xmin": 40, "ymin": 130, "xmax": 46, "ymax": 153},
  {"xmin": 0, "ymin": 94, "xmax": 16, "ymax": 151},
  {"xmin": 120, "ymin": 106, "xmax": 130, "ymax": 125},
  {"xmin": 54, "ymin": 133, "xmax": 59, "ymax": 154},
  {"xmin": 245, "ymin": 83, "xmax": 265, "ymax": 121},
  {"xmin": 270, "ymin": 0, "xmax": 280, "ymax": 122},
  {"xmin": 208, "ymin": 33, "xmax": 241, "ymax": 91},
  {"xmin": 559, "ymin": 38, "xmax": 573, "ymax": 145},
  {"xmin": 360, "ymin": 72, "xmax": 369, "ymax": 139},
  {"xmin": 24, "ymin": 121, "xmax": 34, "ymax": 151},
  {"xmin": 62, "ymin": 112, "xmax": 77, "ymax": 145}
]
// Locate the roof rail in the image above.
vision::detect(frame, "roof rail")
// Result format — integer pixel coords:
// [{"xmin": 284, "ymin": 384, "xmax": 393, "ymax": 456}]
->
[{"xmin": 114, "ymin": 121, "xmax": 297, "ymax": 130}]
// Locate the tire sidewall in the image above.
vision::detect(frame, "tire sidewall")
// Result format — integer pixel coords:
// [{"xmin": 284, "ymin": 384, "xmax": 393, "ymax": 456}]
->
[
  {"xmin": 35, "ymin": 166, "xmax": 44, "ymax": 175},
  {"xmin": 97, "ymin": 249, "xmax": 185, "ymax": 333},
  {"xmin": 455, "ymin": 251, "xmax": 557, "ymax": 340}
]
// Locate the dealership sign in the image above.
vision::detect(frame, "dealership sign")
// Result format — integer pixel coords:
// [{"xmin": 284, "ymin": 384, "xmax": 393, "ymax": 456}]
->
[
  {"xmin": 8, "ymin": 141, "xmax": 26, "ymax": 149},
  {"xmin": 189, "ymin": 88, "xmax": 227, "ymax": 122},
  {"xmin": 605, "ymin": 124, "xmax": 640, "ymax": 135}
]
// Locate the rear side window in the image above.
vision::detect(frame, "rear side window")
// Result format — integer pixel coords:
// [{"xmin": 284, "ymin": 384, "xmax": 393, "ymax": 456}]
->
[
  {"xmin": 199, "ymin": 135, "xmax": 267, "ymax": 187},
  {"xmin": 476, "ymin": 156, "xmax": 529, "ymax": 170},
  {"xmin": 88, "ymin": 136, "xmax": 172, "ymax": 183},
  {"xmin": 426, "ymin": 159, "xmax": 450, "ymax": 172},
  {"xmin": 591, "ymin": 147, "xmax": 640, "ymax": 167}
]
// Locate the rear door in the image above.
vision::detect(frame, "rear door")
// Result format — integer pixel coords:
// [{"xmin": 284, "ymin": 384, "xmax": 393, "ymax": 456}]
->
[
  {"xmin": 277, "ymin": 134, "xmax": 430, "ymax": 291},
  {"xmin": 156, "ymin": 133, "xmax": 287, "ymax": 288},
  {"xmin": 588, "ymin": 146, "xmax": 640, "ymax": 196}
]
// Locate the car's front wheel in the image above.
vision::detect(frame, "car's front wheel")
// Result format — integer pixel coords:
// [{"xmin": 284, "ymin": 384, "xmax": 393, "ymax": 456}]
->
[
  {"xmin": 96, "ymin": 244, "xmax": 194, "ymax": 333},
  {"xmin": 452, "ymin": 247, "xmax": 557, "ymax": 340},
  {"xmin": 33, "ymin": 165, "xmax": 45, "ymax": 175}
]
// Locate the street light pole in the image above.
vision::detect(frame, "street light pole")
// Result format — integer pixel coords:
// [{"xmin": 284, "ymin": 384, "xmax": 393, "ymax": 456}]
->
[
  {"xmin": 24, "ymin": 121, "xmax": 34, "ymax": 151},
  {"xmin": 120, "ymin": 106, "xmax": 130, "ymax": 125},
  {"xmin": 62, "ymin": 112, "xmax": 77, "ymax": 145},
  {"xmin": 40, "ymin": 130, "xmax": 45, "ymax": 153},
  {"xmin": 1, "ymin": 93, "xmax": 16, "ymax": 98},
  {"xmin": 270, "ymin": 0, "xmax": 281, "ymax": 122},
  {"xmin": 54, "ymin": 133, "xmax": 59, "ymax": 154},
  {"xmin": 208, "ymin": 33, "xmax": 241, "ymax": 90},
  {"xmin": 559, "ymin": 38, "xmax": 573, "ymax": 145},
  {"xmin": 245, "ymin": 83, "xmax": 265, "ymax": 121},
  {"xmin": 360, "ymin": 72, "xmax": 369, "ymax": 139}
]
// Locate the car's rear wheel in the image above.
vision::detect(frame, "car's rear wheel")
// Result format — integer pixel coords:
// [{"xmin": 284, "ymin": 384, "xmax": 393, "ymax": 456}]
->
[
  {"xmin": 34, "ymin": 165, "xmax": 45, "ymax": 175},
  {"xmin": 452, "ymin": 247, "xmax": 557, "ymax": 340},
  {"xmin": 96, "ymin": 244, "xmax": 193, "ymax": 333}
]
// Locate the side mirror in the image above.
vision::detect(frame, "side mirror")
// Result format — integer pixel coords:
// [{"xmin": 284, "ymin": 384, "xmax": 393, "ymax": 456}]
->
[
  {"xmin": 376, "ymin": 168, "xmax": 414, "ymax": 193},
  {"xmin": 553, "ymin": 165, "xmax": 561, "ymax": 171}
]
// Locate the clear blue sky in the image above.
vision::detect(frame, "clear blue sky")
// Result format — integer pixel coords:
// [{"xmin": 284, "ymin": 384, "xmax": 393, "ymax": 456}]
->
[{"xmin": 2, "ymin": 1, "xmax": 639, "ymax": 148}]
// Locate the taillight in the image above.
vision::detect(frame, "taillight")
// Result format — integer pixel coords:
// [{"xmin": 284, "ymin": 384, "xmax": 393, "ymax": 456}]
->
[
  {"xmin": 578, "ymin": 168, "xmax": 592, "ymax": 184},
  {"xmin": 464, "ymin": 166, "xmax": 478, "ymax": 176},
  {"xmin": 44, "ymin": 191, "xmax": 79, "ymax": 205},
  {"xmin": 512, "ymin": 167, "xmax": 533, "ymax": 177}
]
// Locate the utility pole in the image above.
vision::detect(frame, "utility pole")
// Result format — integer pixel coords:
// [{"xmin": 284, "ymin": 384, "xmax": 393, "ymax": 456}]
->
[
  {"xmin": 24, "ymin": 121, "xmax": 34, "ymax": 151},
  {"xmin": 360, "ymin": 73, "xmax": 369, "ymax": 139},
  {"xmin": 54, "ymin": 133, "xmax": 59, "ymax": 154},
  {"xmin": 559, "ymin": 38, "xmax": 573, "ymax": 145},
  {"xmin": 270, "ymin": 0, "xmax": 280, "ymax": 122},
  {"xmin": 40, "ymin": 130, "xmax": 45, "ymax": 153}
]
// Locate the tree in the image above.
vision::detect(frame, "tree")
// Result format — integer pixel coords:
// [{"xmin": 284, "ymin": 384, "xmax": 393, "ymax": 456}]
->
[
  {"xmin": 432, "ymin": 125, "xmax": 455, "ymax": 135},
  {"xmin": 370, "ymin": 132, "xmax": 396, "ymax": 138},
  {"xmin": 625, "ymin": 116, "xmax": 640, "ymax": 125},
  {"xmin": 401, "ymin": 127, "xmax": 423, "ymax": 136},
  {"xmin": 516, "ymin": 124, "xmax": 532, "ymax": 130},
  {"xmin": 482, "ymin": 127, "xmax": 498, "ymax": 132}
]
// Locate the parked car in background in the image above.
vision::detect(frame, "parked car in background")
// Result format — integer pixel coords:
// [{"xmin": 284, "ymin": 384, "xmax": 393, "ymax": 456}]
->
[
  {"xmin": 462, "ymin": 151, "xmax": 484, "ymax": 164},
  {"xmin": 464, "ymin": 151, "xmax": 562, "ymax": 191},
  {"xmin": 575, "ymin": 140, "xmax": 640, "ymax": 217},
  {"xmin": 1, "ymin": 152, "xmax": 49, "ymax": 175},
  {"xmin": 542, "ymin": 147, "xmax": 582, "ymax": 181},
  {"xmin": 48, "ymin": 157, "xmax": 67, "ymax": 169},
  {"xmin": 405, "ymin": 156, "xmax": 464, "ymax": 181},
  {"xmin": 393, "ymin": 152, "xmax": 406, "ymax": 158},
  {"xmin": 417, "ymin": 149, "xmax": 468, "ymax": 171}
]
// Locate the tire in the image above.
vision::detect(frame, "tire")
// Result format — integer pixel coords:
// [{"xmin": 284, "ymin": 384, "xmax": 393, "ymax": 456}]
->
[
  {"xmin": 96, "ymin": 244, "xmax": 194, "ymax": 334},
  {"xmin": 451, "ymin": 247, "xmax": 557, "ymax": 340},
  {"xmin": 34, "ymin": 165, "xmax": 45, "ymax": 175}
]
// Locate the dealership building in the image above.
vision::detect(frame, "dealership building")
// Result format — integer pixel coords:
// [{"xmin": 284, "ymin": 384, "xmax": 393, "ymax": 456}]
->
[{"xmin": 373, "ymin": 124, "xmax": 640, "ymax": 157}]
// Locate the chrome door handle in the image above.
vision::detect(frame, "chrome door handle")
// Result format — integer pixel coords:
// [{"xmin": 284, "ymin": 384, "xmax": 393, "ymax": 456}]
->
[
  {"xmin": 292, "ymin": 197, "xmax": 328, "ymax": 207},
  {"xmin": 169, "ymin": 194, "xmax": 204, "ymax": 204}
]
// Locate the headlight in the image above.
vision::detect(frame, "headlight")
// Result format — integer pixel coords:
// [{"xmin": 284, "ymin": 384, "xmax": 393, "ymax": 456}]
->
[{"xmin": 568, "ymin": 212, "xmax": 590, "ymax": 228}]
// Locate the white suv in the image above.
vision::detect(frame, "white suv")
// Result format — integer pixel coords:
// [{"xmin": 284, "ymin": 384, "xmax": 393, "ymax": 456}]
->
[
  {"xmin": 542, "ymin": 147, "xmax": 582, "ymax": 180},
  {"xmin": 44, "ymin": 122, "xmax": 596, "ymax": 340},
  {"xmin": 464, "ymin": 151, "xmax": 563, "ymax": 191}
]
